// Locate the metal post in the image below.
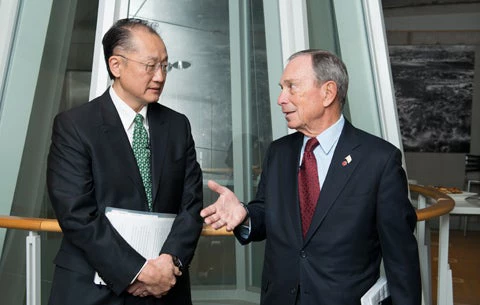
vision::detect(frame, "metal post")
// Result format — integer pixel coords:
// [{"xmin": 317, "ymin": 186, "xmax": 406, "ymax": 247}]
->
[
  {"xmin": 416, "ymin": 194, "xmax": 432, "ymax": 305},
  {"xmin": 26, "ymin": 231, "xmax": 41, "ymax": 305},
  {"xmin": 437, "ymin": 214, "xmax": 453, "ymax": 305}
]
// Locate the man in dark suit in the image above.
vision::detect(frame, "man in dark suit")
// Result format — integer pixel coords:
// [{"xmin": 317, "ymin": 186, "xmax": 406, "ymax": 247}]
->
[
  {"xmin": 47, "ymin": 18, "xmax": 203, "ymax": 304},
  {"xmin": 201, "ymin": 49, "xmax": 421, "ymax": 305}
]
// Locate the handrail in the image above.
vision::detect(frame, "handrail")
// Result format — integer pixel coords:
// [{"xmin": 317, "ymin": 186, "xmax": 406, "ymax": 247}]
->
[
  {"xmin": 0, "ymin": 184, "xmax": 455, "ymax": 233},
  {"xmin": 409, "ymin": 184, "xmax": 455, "ymax": 221},
  {"xmin": 409, "ymin": 184, "xmax": 455, "ymax": 305},
  {"xmin": 0, "ymin": 215, "xmax": 232, "ymax": 236},
  {"xmin": 0, "ymin": 184, "xmax": 455, "ymax": 305},
  {"xmin": 0, "ymin": 216, "xmax": 61, "ymax": 232}
]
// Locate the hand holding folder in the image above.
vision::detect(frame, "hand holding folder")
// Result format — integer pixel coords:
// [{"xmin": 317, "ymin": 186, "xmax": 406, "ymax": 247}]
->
[{"xmin": 94, "ymin": 207, "xmax": 176, "ymax": 285}]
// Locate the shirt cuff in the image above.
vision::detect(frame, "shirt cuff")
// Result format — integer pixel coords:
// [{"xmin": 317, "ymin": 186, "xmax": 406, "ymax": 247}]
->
[
  {"xmin": 240, "ymin": 224, "xmax": 251, "ymax": 238},
  {"xmin": 130, "ymin": 261, "xmax": 148, "ymax": 284},
  {"xmin": 239, "ymin": 221, "xmax": 251, "ymax": 239},
  {"xmin": 173, "ymin": 256, "xmax": 183, "ymax": 270},
  {"xmin": 238, "ymin": 202, "xmax": 251, "ymax": 238}
]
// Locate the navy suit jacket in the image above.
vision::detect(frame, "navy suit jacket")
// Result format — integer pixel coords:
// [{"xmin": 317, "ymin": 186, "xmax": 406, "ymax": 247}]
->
[
  {"xmin": 47, "ymin": 89, "xmax": 203, "ymax": 305},
  {"xmin": 235, "ymin": 120, "xmax": 421, "ymax": 305}
]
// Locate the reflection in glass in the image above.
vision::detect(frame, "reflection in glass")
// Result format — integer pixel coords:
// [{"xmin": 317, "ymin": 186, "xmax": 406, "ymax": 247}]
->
[
  {"xmin": 172, "ymin": 60, "xmax": 191, "ymax": 70},
  {"xmin": 128, "ymin": 0, "xmax": 272, "ymax": 302}
]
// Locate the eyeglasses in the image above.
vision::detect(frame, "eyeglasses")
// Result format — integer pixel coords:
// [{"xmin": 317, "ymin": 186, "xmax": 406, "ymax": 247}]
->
[{"xmin": 114, "ymin": 54, "xmax": 172, "ymax": 74}]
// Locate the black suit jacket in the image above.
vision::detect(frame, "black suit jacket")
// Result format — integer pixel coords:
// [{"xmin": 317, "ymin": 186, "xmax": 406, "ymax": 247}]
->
[
  {"xmin": 47, "ymin": 89, "xmax": 203, "ymax": 305},
  {"xmin": 235, "ymin": 120, "xmax": 421, "ymax": 305}
]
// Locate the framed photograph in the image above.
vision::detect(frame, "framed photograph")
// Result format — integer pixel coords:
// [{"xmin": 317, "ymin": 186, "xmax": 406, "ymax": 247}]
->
[{"xmin": 389, "ymin": 45, "xmax": 475, "ymax": 153}]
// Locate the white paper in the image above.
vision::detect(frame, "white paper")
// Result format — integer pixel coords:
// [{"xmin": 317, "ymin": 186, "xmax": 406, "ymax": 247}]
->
[
  {"xmin": 94, "ymin": 207, "xmax": 176, "ymax": 285},
  {"xmin": 360, "ymin": 275, "xmax": 389, "ymax": 305}
]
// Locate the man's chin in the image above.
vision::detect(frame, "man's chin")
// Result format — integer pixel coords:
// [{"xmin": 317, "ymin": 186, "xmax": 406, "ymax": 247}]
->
[
  {"xmin": 145, "ymin": 94, "xmax": 161, "ymax": 103},
  {"xmin": 146, "ymin": 89, "xmax": 162, "ymax": 100},
  {"xmin": 286, "ymin": 121, "xmax": 299, "ymax": 130}
]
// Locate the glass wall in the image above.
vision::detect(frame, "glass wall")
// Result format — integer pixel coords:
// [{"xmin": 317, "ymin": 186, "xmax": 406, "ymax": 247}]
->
[
  {"xmin": 307, "ymin": 0, "xmax": 405, "ymax": 151},
  {"xmin": 125, "ymin": 0, "xmax": 272, "ymax": 302},
  {"xmin": 0, "ymin": 0, "xmax": 98, "ymax": 304}
]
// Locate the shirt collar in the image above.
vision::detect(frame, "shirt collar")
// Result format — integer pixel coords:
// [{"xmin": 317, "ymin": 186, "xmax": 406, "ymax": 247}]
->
[
  {"xmin": 307, "ymin": 115, "xmax": 345, "ymax": 154},
  {"xmin": 109, "ymin": 86, "xmax": 148, "ymax": 130}
]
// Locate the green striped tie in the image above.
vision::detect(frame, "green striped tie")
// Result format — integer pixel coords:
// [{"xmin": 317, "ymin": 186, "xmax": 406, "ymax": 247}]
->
[{"xmin": 132, "ymin": 114, "xmax": 152, "ymax": 211}]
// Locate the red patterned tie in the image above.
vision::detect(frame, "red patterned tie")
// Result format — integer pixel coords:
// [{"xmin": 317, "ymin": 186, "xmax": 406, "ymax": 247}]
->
[{"xmin": 298, "ymin": 137, "xmax": 320, "ymax": 237}]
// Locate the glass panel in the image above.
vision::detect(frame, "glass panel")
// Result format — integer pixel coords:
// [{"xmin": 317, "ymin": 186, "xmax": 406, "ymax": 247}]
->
[
  {"xmin": 308, "ymin": 0, "xmax": 389, "ymax": 137},
  {"xmin": 247, "ymin": 2, "xmax": 269, "ymax": 290},
  {"xmin": 128, "ymin": 0, "xmax": 236, "ymax": 288},
  {"xmin": 128, "ymin": 0, "xmax": 271, "ymax": 301},
  {"xmin": 305, "ymin": 0, "xmax": 349, "ymax": 120},
  {"xmin": 0, "ymin": 0, "xmax": 99, "ymax": 304}
]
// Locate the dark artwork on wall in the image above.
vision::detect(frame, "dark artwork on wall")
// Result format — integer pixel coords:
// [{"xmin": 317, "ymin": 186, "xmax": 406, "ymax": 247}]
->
[{"xmin": 389, "ymin": 45, "xmax": 475, "ymax": 153}]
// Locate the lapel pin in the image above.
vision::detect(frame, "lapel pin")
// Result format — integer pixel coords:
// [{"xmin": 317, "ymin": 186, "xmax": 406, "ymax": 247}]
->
[{"xmin": 342, "ymin": 155, "xmax": 352, "ymax": 167}]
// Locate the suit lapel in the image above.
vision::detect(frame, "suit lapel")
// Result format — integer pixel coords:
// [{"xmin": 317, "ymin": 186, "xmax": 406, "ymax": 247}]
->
[
  {"xmin": 99, "ymin": 91, "xmax": 148, "ymax": 207},
  {"xmin": 147, "ymin": 103, "xmax": 169, "ymax": 208},
  {"xmin": 287, "ymin": 133, "xmax": 305, "ymax": 241},
  {"xmin": 304, "ymin": 121, "xmax": 361, "ymax": 243}
]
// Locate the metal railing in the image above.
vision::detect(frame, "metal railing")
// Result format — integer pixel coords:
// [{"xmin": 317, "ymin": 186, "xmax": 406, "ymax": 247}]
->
[
  {"xmin": 410, "ymin": 184, "xmax": 455, "ymax": 305},
  {"xmin": 0, "ymin": 184, "xmax": 454, "ymax": 305}
]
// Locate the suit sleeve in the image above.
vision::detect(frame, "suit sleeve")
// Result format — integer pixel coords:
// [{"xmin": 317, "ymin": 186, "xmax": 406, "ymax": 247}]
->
[
  {"xmin": 377, "ymin": 148, "xmax": 421, "ymax": 304},
  {"xmin": 159, "ymin": 116, "xmax": 203, "ymax": 266},
  {"xmin": 47, "ymin": 113, "xmax": 145, "ymax": 295},
  {"xmin": 233, "ymin": 145, "xmax": 270, "ymax": 244}
]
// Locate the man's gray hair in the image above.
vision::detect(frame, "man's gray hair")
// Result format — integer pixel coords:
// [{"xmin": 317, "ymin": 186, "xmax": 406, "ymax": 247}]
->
[{"xmin": 289, "ymin": 49, "xmax": 349, "ymax": 107}]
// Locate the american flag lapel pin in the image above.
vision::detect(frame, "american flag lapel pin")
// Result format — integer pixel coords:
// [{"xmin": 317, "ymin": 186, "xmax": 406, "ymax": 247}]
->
[{"xmin": 342, "ymin": 155, "xmax": 352, "ymax": 167}]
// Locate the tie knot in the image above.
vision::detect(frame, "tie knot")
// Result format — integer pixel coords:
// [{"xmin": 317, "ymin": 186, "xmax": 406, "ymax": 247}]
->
[
  {"xmin": 305, "ymin": 137, "xmax": 319, "ymax": 153},
  {"xmin": 134, "ymin": 114, "xmax": 144, "ymax": 125}
]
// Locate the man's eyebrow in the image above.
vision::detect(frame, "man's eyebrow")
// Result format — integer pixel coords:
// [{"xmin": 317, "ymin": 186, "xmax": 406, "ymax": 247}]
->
[
  {"xmin": 279, "ymin": 78, "xmax": 298, "ymax": 86},
  {"xmin": 143, "ymin": 55, "xmax": 169, "ymax": 62}
]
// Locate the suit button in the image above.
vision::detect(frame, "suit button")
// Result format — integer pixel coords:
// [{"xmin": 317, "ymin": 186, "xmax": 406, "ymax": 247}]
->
[
  {"xmin": 290, "ymin": 287, "xmax": 297, "ymax": 294},
  {"xmin": 300, "ymin": 250, "xmax": 307, "ymax": 258}
]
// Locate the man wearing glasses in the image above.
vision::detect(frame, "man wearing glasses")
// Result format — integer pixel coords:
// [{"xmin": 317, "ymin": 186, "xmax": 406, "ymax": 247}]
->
[{"xmin": 47, "ymin": 18, "xmax": 203, "ymax": 305}]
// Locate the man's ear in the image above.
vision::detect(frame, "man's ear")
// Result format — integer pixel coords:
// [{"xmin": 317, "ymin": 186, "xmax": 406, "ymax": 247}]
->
[
  {"xmin": 108, "ymin": 56, "xmax": 121, "ymax": 78},
  {"xmin": 322, "ymin": 81, "xmax": 338, "ymax": 107}
]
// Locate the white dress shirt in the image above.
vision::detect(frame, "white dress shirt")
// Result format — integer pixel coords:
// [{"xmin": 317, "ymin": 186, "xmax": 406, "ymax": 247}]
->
[
  {"xmin": 299, "ymin": 115, "xmax": 345, "ymax": 188},
  {"xmin": 109, "ymin": 86, "xmax": 149, "ymax": 145},
  {"xmin": 108, "ymin": 86, "xmax": 149, "ymax": 284}
]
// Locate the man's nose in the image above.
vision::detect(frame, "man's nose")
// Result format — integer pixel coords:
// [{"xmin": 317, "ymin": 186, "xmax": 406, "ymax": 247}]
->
[
  {"xmin": 152, "ymin": 68, "xmax": 166, "ymax": 82},
  {"xmin": 277, "ymin": 91, "xmax": 288, "ymax": 105}
]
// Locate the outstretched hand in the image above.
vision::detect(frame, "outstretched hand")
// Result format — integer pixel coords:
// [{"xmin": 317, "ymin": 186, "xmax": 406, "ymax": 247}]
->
[{"xmin": 200, "ymin": 180, "xmax": 248, "ymax": 231}]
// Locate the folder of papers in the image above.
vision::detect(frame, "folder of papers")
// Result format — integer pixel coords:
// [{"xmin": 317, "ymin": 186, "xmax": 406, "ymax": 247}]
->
[
  {"xmin": 360, "ymin": 276, "xmax": 390, "ymax": 305},
  {"xmin": 94, "ymin": 207, "xmax": 176, "ymax": 285}
]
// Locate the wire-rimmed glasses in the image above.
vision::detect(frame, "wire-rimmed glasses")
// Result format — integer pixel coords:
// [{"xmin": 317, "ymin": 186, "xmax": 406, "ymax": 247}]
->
[{"xmin": 114, "ymin": 54, "xmax": 172, "ymax": 74}]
